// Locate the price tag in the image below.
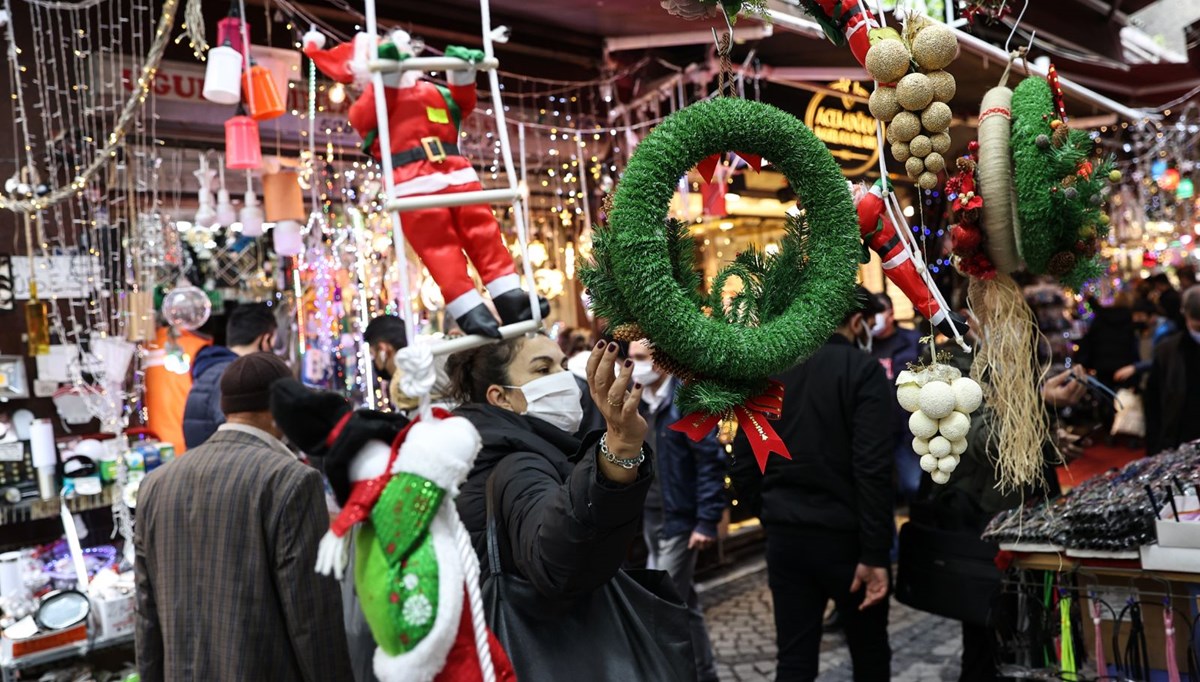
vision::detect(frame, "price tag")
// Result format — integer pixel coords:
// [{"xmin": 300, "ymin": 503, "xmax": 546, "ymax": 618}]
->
[{"xmin": 0, "ymin": 442, "xmax": 25, "ymax": 463}]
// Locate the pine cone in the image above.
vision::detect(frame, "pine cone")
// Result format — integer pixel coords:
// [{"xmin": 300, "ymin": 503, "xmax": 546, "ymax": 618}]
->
[
  {"xmin": 611, "ymin": 323, "xmax": 645, "ymax": 342},
  {"xmin": 1047, "ymin": 251, "xmax": 1077, "ymax": 276},
  {"xmin": 1051, "ymin": 123, "xmax": 1070, "ymax": 148},
  {"xmin": 660, "ymin": 0, "xmax": 721, "ymax": 20}
]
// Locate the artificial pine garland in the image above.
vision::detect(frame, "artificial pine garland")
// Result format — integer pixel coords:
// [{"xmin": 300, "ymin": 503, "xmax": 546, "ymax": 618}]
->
[
  {"xmin": 1010, "ymin": 76, "xmax": 1118, "ymax": 291},
  {"xmin": 580, "ymin": 97, "xmax": 860, "ymax": 415}
]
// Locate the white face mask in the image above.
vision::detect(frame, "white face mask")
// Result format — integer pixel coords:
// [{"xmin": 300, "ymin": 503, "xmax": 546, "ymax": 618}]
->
[
  {"xmin": 870, "ymin": 313, "xmax": 887, "ymax": 338},
  {"xmin": 631, "ymin": 360, "xmax": 661, "ymax": 387},
  {"xmin": 506, "ymin": 371, "xmax": 583, "ymax": 434}
]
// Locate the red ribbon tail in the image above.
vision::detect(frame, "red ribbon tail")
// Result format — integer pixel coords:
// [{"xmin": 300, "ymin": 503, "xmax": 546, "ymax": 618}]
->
[
  {"xmin": 737, "ymin": 152, "xmax": 764, "ymax": 172},
  {"xmin": 696, "ymin": 154, "xmax": 721, "ymax": 184},
  {"xmin": 668, "ymin": 411, "xmax": 723, "ymax": 442},
  {"xmin": 733, "ymin": 405, "xmax": 790, "ymax": 473}
]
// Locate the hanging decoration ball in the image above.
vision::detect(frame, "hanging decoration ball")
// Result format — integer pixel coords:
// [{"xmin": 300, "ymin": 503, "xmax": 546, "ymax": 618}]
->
[
  {"xmin": 869, "ymin": 87, "xmax": 902, "ymax": 122},
  {"xmin": 924, "ymin": 152, "xmax": 946, "ymax": 174},
  {"xmin": 909, "ymin": 410, "xmax": 940, "ymax": 439},
  {"xmin": 891, "ymin": 141, "xmax": 912, "ymax": 163},
  {"xmin": 928, "ymin": 435, "xmax": 952, "ymax": 458},
  {"xmin": 951, "ymin": 376, "xmax": 983, "ymax": 413},
  {"xmin": 865, "ymin": 39, "xmax": 913, "ymax": 84},
  {"xmin": 161, "ymin": 284, "xmax": 212, "ymax": 331},
  {"xmin": 921, "ymin": 102, "xmax": 952, "ymax": 133},
  {"xmin": 905, "ymin": 156, "xmax": 926, "ymax": 177},
  {"xmin": 911, "ymin": 23, "xmax": 959, "ymax": 72},
  {"xmin": 1108, "ymin": 169, "xmax": 1122, "ymax": 182},
  {"xmin": 919, "ymin": 454, "xmax": 939, "ymax": 473},
  {"xmin": 930, "ymin": 133, "xmax": 952, "ymax": 155},
  {"xmin": 888, "ymin": 112, "xmax": 921, "ymax": 143},
  {"xmin": 918, "ymin": 381, "xmax": 956, "ymax": 419},
  {"xmin": 930, "ymin": 469, "xmax": 951, "ymax": 485},
  {"xmin": 938, "ymin": 410, "xmax": 971, "ymax": 441},
  {"xmin": 896, "ymin": 73, "xmax": 934, "ymax": 112},
  {"xmin": 909, "ymin": 135, "xmax": 933, "ymax": 159},
  {"xmin": 936, "ymin": 455, "xmax": 959, "ymax": 473},
  {"xmin": 926, "ymin": 70, "xmax": 956, "ymax": 103},
  {"xmin": 950, "ymin": 438, "xmax": 968, "ymax": 456},
  {"xmin": 918, "ymin": 172, "xmax": 940, "ymax": 190},
  {"xmin": 896, "ymin": 373, "xmax": 921, "ymax": 411},
  {"xmin": 913, "ymin": 436, "xmax": 931, "ymax": 455},
  {"xmin": 1035, "ymin": 134, "xmax": 1051, "ymax": 149},
  {"xmin": 203, "ymin": 45, "xmax": 243, "ymax": 105}
]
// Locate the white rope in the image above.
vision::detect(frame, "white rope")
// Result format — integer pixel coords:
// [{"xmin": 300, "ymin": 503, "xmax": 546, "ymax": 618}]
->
[
  {"xmin": 453, "ymin": 509, "xmax": 496, "ymax": 682},
  {"xmin": 0, "ymin": 0, "xmax": 178, "ymax": 213}
]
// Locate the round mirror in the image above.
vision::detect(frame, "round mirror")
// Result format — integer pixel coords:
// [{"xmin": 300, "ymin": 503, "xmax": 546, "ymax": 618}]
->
[{"xmin": 34, "ymin": 589, "xmax": 90, "ymax": 630}]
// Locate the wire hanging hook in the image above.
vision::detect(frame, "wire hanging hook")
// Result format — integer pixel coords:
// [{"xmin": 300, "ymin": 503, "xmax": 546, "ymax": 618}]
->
[{"xmin": 1003, "ymin": 0, "xmax": 1030, "ymax": 55}]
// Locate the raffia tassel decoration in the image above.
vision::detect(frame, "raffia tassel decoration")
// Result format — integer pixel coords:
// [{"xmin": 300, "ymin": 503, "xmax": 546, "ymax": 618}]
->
[{"xmin": 968, "ymin": 274, "xmax": 1053, "ymax": 492}]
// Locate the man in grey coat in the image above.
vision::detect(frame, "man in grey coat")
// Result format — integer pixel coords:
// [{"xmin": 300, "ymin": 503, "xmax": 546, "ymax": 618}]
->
[{"xmin": 135, "ymin": 353, "xmax": 352, "ymax": 681}]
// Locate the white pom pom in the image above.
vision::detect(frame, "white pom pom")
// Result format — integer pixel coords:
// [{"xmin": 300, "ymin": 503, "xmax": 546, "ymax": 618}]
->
[
  {"xmin": 897, "ymin": 384, "xmax": 922, "ymax": 412},
  {"xmin": 938, "ymin": 411, "xmax": 971, "ymax": 441},
  {"xmin": 302, "ymin": 29, "xmax": 326, "ymax": 50},
  {"xmin": 909, "ymin": 410, "xmax": 939, "ymax": 439},
  {"xmin": 919, "ymin": 454, "xmax": 939, "ymax": 473},
  {"xmin": 918, "ymin": 381, "xmax": 956, "ymax": 419},
  {"xmin": 928, "ymin": 436, "xmax": 951, "ymax": 458},
  {"xmin": 950, "ymin": 438, "xmax": 968, "ymax": 456},
  {"xmin": 930, "ymin": 469, "xmax": 951, "ymax": 484},
  {"xmin": 912, "ymin": 436, "xmax": 930, "ymax": 455},
  {"xmin": 952, "ymin": 377, "xmax": 983, "ymax": 414},
  {"xmin": 937, "ymin": 455, "xmax": 958, "ymax": 473}
]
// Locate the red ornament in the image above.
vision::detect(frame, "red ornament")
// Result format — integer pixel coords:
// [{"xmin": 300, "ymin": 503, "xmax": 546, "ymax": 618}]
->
[
  {"xmin": 1077, "ymin": 160, "xmax": 1093, "ymax": 179},
  {"xmin": 967, "ymin": 140, "xmax": 980, "ymax": 153},
  {"xmin": 951, "ymin": 225, "xmax": 982, "ymax": 253}
]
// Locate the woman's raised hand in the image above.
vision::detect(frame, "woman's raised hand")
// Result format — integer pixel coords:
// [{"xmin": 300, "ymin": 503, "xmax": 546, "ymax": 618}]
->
[{"xmin": 585, "ymin": 341, "xmax": 647, "ymax": 465}]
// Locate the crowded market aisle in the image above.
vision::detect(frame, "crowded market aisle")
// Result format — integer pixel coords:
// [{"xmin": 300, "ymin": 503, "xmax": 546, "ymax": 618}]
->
[{"xmin": 700, "ymin": 562, "xmax": 963, "ymax": 682}]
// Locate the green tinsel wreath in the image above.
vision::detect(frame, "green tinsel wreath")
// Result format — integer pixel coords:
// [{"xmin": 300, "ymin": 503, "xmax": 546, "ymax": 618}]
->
[
  {"xmin": 580, "ymin": 97, "xmax": 860, "ymax": 415},
  {"xmin": 1011, "ymin": 76, "xmax": 1116, "ymax": 291}
]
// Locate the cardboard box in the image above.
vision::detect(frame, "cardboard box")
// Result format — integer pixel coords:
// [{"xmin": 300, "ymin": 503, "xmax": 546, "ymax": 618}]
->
[
  {"xmin": 1140, "ymin": 544, "xmax": 1200, "ymax": 573},
  {"xmin": 1155, "ymin": 496, "xmax": 1200, "ymax": 548},
  {"xmin": 93, "ymin": 592, "xmax": 135, "ymax": 638},
  {"xmin": 1, "ymin": 622, "xmax": 87, "ymax": 662}
]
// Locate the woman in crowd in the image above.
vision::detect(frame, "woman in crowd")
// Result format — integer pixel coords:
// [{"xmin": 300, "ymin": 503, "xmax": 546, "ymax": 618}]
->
[{"xmin": 448, "ymin": 336, "xmax": 651, "ymax": 598}]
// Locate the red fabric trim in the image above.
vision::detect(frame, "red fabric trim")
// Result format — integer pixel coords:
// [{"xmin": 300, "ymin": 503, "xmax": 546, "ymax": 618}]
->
[
  {"xmin": 324, "ymin": 412, "xmax": 353, "ymax": 448},
  {"xmin": 978, "ymin": 106, "xmax": 1011, "ymax": 123}
]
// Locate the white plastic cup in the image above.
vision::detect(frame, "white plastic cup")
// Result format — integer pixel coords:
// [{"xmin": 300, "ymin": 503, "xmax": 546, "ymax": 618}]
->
[{"xmin": 203, "ymin": 45, "xmax": 244, "ymax": 105}]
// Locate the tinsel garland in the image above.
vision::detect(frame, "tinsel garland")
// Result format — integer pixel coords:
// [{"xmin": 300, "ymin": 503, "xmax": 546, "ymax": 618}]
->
[
  {"xmin": 1010, "ymin": 76, "xmax": 1117, "ymax": 291},
  {"xmin": 580, "ymin": 97, "xmax": 860, "ymax": 415}
]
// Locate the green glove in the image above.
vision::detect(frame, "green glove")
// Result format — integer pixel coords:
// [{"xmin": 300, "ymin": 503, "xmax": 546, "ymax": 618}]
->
[
  {"xmin": 377, "ymin": 43, "xmax": 412, "ymax": 61},
  {"xmin": 445, "ymin": 45, "xmax": 486, "ymax": 64}
]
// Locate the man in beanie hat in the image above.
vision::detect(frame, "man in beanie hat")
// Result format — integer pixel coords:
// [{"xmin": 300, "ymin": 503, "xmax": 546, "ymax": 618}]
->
[{"xmin": 135, "ymin": 353, "xmax": 353, "ymax": 682}]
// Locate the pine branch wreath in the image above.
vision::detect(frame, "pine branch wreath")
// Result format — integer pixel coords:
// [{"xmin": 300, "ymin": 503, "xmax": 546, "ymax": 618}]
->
[
  {"xmin": 580, "ymin": 97, "xmax": 860, "ymax": 415},
  {"xmin": 1010, "ymin": 76, "xmax": 1117, "ymax": 291}
]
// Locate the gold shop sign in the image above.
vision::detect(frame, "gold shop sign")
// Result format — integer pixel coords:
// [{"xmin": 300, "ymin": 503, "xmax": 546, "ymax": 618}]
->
[{"xmin": 804, "ymin": 80, "xmax": 879, "ymax": 178}]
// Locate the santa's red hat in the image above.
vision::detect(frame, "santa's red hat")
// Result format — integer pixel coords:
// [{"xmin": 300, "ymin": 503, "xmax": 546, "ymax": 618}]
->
[{"xmin": 302, "ymin": 30, "xmax": 358, "ymax": 84}]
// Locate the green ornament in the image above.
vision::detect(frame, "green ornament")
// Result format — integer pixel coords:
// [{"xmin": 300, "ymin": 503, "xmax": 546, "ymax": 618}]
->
[{"xmin": 580, "ymin": 97, "xmax": 860, "ymax": 415}]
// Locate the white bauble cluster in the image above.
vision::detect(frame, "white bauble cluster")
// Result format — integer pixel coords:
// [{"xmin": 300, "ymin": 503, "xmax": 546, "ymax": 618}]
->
[{"xmin": 896, "ymin": 368, "xmax": 982, "ymax": 485}]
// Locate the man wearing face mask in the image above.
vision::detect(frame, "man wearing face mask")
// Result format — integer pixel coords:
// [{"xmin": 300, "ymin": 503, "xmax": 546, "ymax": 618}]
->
[
  {"xmin": 1145, "ymin": 285, "xmax": 1200, "ymax": 455},
  {"xmin": 731, "ymin": 286, "xmax": 895, "ymax": 681},
  {"xmin": 629, "ymin": 340, "xmax": 724, "ymax": 682},
  {"xmin": 867, "ymin": 293, "xmax": 923, "ymax": 504},
  {"xmin": 362, "ymin": 314, "xmax": 408, "ymax": 383},
  {"xmin": 183, "ymin": 302, "xmax": 279, "ymax": 448}
]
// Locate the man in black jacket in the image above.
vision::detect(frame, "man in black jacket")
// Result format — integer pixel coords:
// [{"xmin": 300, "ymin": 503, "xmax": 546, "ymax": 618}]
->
[
  {"xmin": 732, "ymin": 287, "xmax": 893, "ymax": 682},
  {"xmin": 182, "ymin": 302, "xmax": 277, "ymax": 448},
  {"xmin": 1146, "ymin": 285, "xmax": 1200, "ymax": 455}
]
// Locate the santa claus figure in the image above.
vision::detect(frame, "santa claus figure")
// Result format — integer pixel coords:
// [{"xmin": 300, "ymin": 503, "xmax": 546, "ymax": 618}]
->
[
  {"xmin": 854, "ymin": 179, "xmax": 968, "ymax": 340},
  {"xmin": 304, "ymin": 29, "xmax": 545, "ymax": 338}
]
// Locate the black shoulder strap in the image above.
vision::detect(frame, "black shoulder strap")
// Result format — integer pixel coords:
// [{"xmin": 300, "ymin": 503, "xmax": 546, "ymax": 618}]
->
[{"xmin": 484, "ymin": 471, "xmax": 503, "ymax": 577}]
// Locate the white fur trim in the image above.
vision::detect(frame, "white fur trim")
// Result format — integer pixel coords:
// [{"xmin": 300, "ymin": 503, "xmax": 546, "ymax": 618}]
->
[
  {"xmin": 391, "ymin": 166, "xmax": 481, "ymax": 198},
  {"xmin": 302, "ymin": 30, "xmax": 326, "ymax": 50},
  {"xmin": 445, "ymin": 289, "xmax": 485, "ymax": 321},
  {"xmin": 349, "ymin": 440, "xmax": 393, "ymax": 482},
  {"xmin": 392, "ymin": 418, "xmax": 481, "ymax": 492},
  {"xmin": 484, "ymin": 273, "xmax": 520, "ymax": 299},
  {"xmin": 373, "ymin": 509, "xmax": 464, "ymax": 682},
  {"xmin": 447, "ymin": 68, "xmax": 476, "ymax": 86}
]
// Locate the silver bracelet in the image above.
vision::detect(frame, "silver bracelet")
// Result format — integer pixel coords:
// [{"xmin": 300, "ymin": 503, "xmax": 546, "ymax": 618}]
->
[{"xmin": 599, "ymin": 433, "xmax": 645, "ymax": 470}]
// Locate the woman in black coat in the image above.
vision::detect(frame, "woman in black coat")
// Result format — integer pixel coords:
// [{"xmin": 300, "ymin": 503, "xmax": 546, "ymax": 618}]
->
[{"xmin": 448, "ymin": 336, "xmax": 653, "ymax": 600}]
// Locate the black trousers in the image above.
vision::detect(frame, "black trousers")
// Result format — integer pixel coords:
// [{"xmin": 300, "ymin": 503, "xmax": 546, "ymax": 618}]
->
[{"xmin": 765, "ymin": 526, "xmax": 891, "ymax": 682}]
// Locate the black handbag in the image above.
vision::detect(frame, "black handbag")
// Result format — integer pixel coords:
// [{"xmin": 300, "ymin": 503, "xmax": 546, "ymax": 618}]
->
[
  {"xmin": 894, "ymin": 519, "xmax": 1003, "ymax": 627},
  {"xmin": 482, "ymin": 475, "xmax": 695, "ymax": 681}
]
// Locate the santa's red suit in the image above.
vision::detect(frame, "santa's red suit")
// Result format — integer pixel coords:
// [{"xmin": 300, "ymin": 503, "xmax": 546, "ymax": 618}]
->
[{"xmin": 855, "ymin": 180, "xmax": 966, "ymax": 339}]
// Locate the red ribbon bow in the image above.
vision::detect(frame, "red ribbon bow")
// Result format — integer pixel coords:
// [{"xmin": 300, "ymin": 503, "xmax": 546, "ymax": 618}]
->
[{"xmin": 668, "ymin": 380, "xmax": 790, "ymax": 472}]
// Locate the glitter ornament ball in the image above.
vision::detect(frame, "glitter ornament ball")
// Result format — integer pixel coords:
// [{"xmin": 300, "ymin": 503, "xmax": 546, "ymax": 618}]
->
[
  {"xmin": 865, "ymin": 39, "xmax": 912, "ymax": 84},
  {"xmin": 161, "ymin": 284, "xmax": 212, "ymax": 331},
  {"xmin": 869, "ymin": 86, "xmax": 902, "ymax": 122},
  {"xmin": 930, "ymin": 133, "xmax": 952, "ymax": 154},
  {"xmin": 892, "ymin": 141, "xmax": 912, "ymax": 163},
  {"xmin": 909, "ymin": 135, "xmax": 933, "ymax": 159},
  {"xmin": 926, "ymin": 70, "xmax": 956, "ymax": 102},
  {"xmin": 912, "ymin": 24, "xmax": 958, "ymax": 71},
  {"xmin": 906, "ymin": 156, "xmax": 926, "ymax": 177},
  {"xmin": 896, "ymin": 73, "xmax": 934, "ymax": 111},
  {"xmin": 888, "ymin": 112, "xmax": 921, "ymax": 143},
  {"xmin": 921, "ymin": 102, "xmax": 953, "ymax": 133},
  {"xmin": 924, "ymin": 152, "xmax": 946, "ymax": 173},
  {"xmin": 918, "ymin": 172, "xmax": 940, "ymax": 190}
]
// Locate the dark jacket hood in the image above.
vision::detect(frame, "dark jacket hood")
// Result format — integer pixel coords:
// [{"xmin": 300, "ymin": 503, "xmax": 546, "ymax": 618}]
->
[{"xmin": 191, "ymin": 345, "xmax": 238, "ymax": 380}]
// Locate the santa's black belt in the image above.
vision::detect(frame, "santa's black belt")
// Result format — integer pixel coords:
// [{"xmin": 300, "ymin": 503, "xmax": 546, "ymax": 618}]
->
[{"xmin": 391, "ymin": 138, "xmax": 461, "ymax": 166}]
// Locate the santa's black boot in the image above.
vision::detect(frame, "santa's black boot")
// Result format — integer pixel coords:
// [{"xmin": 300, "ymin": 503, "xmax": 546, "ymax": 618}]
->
[
  {"xmin": 456, "ymin": 303, "xmax": 502, "ymax": 338},
  {"xmin": 936, "ymin": 311, "xmax": 971, "ymax": 341},
  {"xmin": 493, "ymin": 289, "xmax": 550, "ymax": 326}
]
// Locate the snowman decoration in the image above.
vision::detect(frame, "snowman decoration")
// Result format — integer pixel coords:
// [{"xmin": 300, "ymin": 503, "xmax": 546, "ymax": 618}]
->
[{"xmin": 895, "ymin": 364, "xmax": 982, "ymax": 484}]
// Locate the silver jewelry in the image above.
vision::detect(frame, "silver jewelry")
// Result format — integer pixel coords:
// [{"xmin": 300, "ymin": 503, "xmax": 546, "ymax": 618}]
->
[{"xmin": 599, "ymin": 433, "xmax": 645, "ymax": 469}]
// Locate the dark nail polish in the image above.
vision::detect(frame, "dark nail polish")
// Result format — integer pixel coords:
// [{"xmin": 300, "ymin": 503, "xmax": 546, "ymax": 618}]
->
[
  {"xmin": 624, "ymin": 359, "xmax": 633, "ymax": 368},
  {"xmin": 634, "ymin": 383, "xmax": 643, "ymax": 389},
  {"xmin": 608, "ymin": 343, "xmax": 617, "ymax": 351},
  {"xmin": 596, "ymin": 340, "xmax": 606, "ymax": 348}
]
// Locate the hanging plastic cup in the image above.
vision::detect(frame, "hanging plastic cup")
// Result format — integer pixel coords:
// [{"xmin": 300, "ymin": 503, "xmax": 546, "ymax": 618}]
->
[
  {"xmin": 272, "ymin": 219, "xmax": 303, "ymax": 256},
  {"xmin": 225, "ymin": 113, "xmax": 262, "ymax": 170},
  {"xmin": 243, "ymin": 63, "xmax": 285, "ymax": 121},
  {"xmin": 262, "ymin": 170, "xmax": 305, "ymax": 222},
  {"xmin": 240, "ymin": 190, "xmax": 264, "ymax": 237},
  {"xmin": 202, "ymin": 45, "xmax": 243, "ymax": 105}
]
